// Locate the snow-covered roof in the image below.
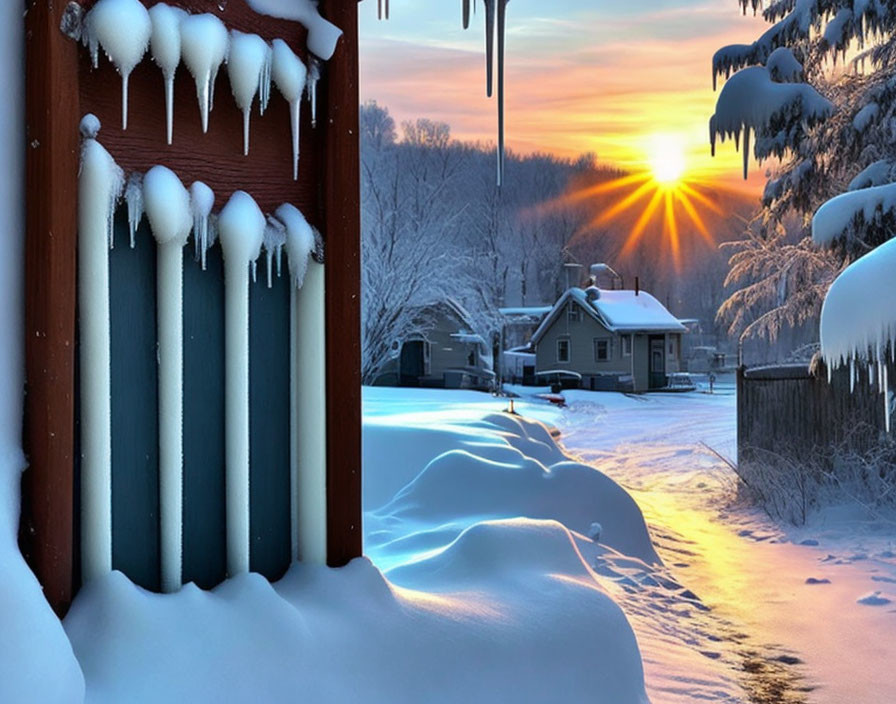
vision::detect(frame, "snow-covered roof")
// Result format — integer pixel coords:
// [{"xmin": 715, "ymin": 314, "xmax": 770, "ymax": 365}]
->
[
  {"xmin": 498, "ymin": 306, "xmax": 552, "ymax": 318},
  {"xmin": 530, "ymin": 287, "xmax": 686, "ymax": 345}
]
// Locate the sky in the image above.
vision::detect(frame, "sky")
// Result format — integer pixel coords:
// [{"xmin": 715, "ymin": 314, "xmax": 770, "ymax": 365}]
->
[{"xmin": 358, "ymin": 0, "xmax": 770, "ymax": 189}]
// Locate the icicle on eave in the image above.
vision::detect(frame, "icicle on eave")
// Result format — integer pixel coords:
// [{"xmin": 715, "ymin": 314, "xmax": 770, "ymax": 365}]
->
[
  {"xmin": 272, "ymin": 39, "xmax": 307, "ymax": 181},
  {"xmin": 77, "ymin": 114, "xmax": 122, "ymax": 584},
  {"xmin": 179, "ymin": 13, "xmax": 229, "ymax": 135},
  {"xmin": 190, "ymin": 181, "xmax": 215, "ymax": 270},
  {"xmin": 83, "ymin": 0, "xmax": 152, "ymax": 130},
  {"xmin": 125, "ymin": 172, "xmax": 144, "ymax": 248}
]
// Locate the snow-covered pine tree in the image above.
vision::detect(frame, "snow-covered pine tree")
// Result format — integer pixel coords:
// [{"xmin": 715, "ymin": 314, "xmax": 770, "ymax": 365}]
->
[{"xmin": 712, "ymin": 0, "xmax": 896, "ymax": 355}]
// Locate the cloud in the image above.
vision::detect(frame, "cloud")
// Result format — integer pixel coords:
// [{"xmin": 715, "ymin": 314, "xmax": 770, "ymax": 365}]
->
[{"xmin": 360, "ymin": 3, "xmax": 770, "ymax": 185}]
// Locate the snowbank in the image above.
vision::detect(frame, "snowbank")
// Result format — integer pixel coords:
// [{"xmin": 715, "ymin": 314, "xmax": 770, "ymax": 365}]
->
[{"xmin": 62, "ymin": 390, "xmax": 651, "ymax": 703}]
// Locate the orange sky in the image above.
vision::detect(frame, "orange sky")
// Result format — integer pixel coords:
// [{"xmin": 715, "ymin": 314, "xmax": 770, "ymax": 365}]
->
[{"xmin": 359, "ymin": 1, "xmax": 770, "ymax": 192}]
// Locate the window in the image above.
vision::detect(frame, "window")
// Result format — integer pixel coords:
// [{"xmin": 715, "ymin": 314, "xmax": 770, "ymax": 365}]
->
[
  {"xmin": 621, "ymin": 334, "xmax": 632, "ymax": 357},
  {"xmin": 567, "ymin": 303, "xmax": 581, "ymax": 322},
  {"xmin": 557, "ymin": 338, "xmax": 570, "ymax": 363},
  {"xmin": 594, "ymin": 338, "xmax": 610, "ymax": 362},
  {"xmin": 667, "ymin": 337, "xmax": 678, "ymax": 360}
]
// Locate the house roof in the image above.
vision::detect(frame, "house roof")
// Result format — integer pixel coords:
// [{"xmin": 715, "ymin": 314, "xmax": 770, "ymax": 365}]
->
[{"xmin": 530, "ymin": 287, "xmax": 686, "ymax": 345}]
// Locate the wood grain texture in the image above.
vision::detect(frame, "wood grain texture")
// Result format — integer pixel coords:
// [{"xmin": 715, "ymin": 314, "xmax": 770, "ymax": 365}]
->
[
  {"xmin": 21, "ymin": 0, "xmax": 82, "ymax": 617},
  {"xmin": 77, "ymin": 0, "xmax": 324, "ymax": 218},
  {"xmin": 322, "ymin": 0, "xmax": 363, "ymax": 567},
  {"xmin": 23, "ymin": 0, "xmax": 363, "ymax": 612}
]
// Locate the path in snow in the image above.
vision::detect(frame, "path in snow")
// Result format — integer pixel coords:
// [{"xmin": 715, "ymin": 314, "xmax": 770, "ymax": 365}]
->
[{"xmin": 553, "ymin": 386, "xmax": 896, "ymax": 704}]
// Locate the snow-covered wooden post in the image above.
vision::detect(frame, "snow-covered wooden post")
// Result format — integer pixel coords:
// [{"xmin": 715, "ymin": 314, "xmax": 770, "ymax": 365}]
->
[
  {"xmin": 277, "ymin": 204, "xmax": 326, "ymax": 564},
  {"xmin": 218, "ymin": 191, "xmax": 265, "ymax": 576},
  {"xmin": 142, "ymin": 165, "xmax": 192, "ymax": 592},
  {"xmin": 77, "ymin": 115, "xmax": 123, "ymax": 584}
]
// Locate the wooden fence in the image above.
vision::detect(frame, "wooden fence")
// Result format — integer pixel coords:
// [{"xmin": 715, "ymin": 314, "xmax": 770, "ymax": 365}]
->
[
  {"xmin": 736, "ymin": 362, "xmax": 894, "ymax": 500},
  {"xmin": 21, "ymin": 0, "xmax": 361, "ymax": 616}
]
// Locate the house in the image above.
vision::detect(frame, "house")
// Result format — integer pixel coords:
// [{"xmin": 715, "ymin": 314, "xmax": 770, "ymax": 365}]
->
[
  {"xmin": 530, "ymin": 283, "xmax": 687, "ymax": 392},
  {"xmin": 375, "ymin": 300, "xmax": 495, "ymax": 390}
]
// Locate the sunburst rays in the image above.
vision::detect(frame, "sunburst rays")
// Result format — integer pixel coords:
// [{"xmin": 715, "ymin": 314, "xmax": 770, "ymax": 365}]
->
[{"xmin": 531, "ymin": 169, "xmax": 723, "ymax": 270}]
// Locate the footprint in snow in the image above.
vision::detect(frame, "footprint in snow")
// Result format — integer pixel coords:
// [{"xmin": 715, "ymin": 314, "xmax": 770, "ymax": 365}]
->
[
  {"xmin": 857, "ymin": 591, "xmax": 892, "ymax": 606},
  {"xmin": 805, "ymin": 577, "xmax": 830, "ymax": 585}
]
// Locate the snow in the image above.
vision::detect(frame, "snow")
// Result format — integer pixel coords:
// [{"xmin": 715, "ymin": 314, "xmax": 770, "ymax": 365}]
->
[
  {"xmin": 217, "ymin": 191, "xmax": 266, "ymax": 577},
  {"xmin": 819, "ymin": 237, "xmax": 896, "ymax": 415},
  {"xmin": 276, "ymin": 203, "xmax": 315, "ymax": 290},
  {"xmin": 766, "ymin": 46, "xmax": 803, "ymax": 82},
  {"xmin": 291, "ymin": 255, "xmax": 326, "ymax": 564},
  {"xmin": 848, "ymin": 160, "xmax": 896, "ymax": 191},
  {"xmin": 143, "ymin": 166, "xmax": 192, "ymax": 593},
  {"xmin": 189, "ymin": 180, "xmax": 215, "ymax": 270},
  {"xmin": 812, "ymin": 180, "xmax": 896, "ymax": 246},
  {"xmin": 148, "ymin": 3, "xmax": 187, "ymax": 144},
  {"xmin": 0, "ymin": 7, "xmax": 85, "ymax": 699},
  {"xmin": 227, "ymin": 31, "xmax": 272, "ymax": 156},
  {"xmin": 179, "ymin": 13, "xmax": 229, "ymax": 134},
  {"xmin": 77, "ymin": 116, "xmax": 123, "ymax": 585},
  {"xmin": 244, "ymin": 0, "xmax": 343, "ymax": 61},
  {"xmin": 532, "ymin": 287, "xmax": 684, "ymax": 345},
  {"xmin": 271, "ymin": 39, "xmax": 307, "ymax": 180},
  {"xmin": 710, "ymin": 66, "xmax": 833, "ymax": 178},
  {"xmin": 83, "ymin": 0, "xmax": 151, "ymax": 130},
  {"xmin": 853, "ymin": 102, "xmax": 880, "ymax": 132}
]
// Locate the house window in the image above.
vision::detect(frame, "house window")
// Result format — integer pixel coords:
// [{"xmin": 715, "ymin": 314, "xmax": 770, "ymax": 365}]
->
[
  {"xmin": 557, "ymin": 338, "xmax": 570, "ymax": 363},
  {"xmin": 594, "ymin": 338, "xmax": 610, "ymax": 362},
  {"xmin": 667, "ymin": 337, "xmax": 678, "ymax": 360},
  {"xmin": 567, "ymin": 303, "xmax": 581, "ymax": 322},
  {"xmin": 621, "ymin": 334, "xmax": 632, "ymax": 357}
]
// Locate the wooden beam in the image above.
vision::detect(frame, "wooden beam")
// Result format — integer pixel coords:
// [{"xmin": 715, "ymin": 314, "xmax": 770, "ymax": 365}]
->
[
  {"xmin": 322, "ymin": 0, "xmax": 362, "ymax": 567},
  {"xmin": 21, "ymin": 0, "xmax": 81, "ymax": 616}
]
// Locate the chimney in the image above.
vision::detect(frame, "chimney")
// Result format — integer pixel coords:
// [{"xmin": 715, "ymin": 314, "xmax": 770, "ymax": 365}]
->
[{"xmin": 635, "ymin": 276, "xmax": 640, "ymax": 296}]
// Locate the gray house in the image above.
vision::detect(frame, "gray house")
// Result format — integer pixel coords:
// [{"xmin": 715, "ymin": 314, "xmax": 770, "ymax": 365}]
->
[
  {"xmin": 530, "ymin": 285, "xmax": 686, "ymax": 392},
  {"xmin": 374, "ymin": 300, "xmax": 495, "ymax": 390}
]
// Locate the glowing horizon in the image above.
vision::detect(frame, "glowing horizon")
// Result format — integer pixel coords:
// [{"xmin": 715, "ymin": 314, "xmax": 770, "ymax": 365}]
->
[{"xmin": 359, "ymin": 0, "xmax": 770, "ymax": 192}]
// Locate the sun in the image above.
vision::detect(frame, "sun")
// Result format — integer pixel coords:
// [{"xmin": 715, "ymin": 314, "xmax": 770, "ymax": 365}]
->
[{"xmin": 648, "ymin": 134, "xmax": 687, "ymax": 186}]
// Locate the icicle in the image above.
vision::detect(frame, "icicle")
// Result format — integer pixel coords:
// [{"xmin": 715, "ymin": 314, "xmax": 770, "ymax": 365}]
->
[
  {"xmin": 275, "ymin": 203, "xmax": 325, "ymax": 564},
  {"xmin": 125, "ymin": 172, "xmax": 144, "ymax": 249},
  {"xmin": 217, "ymin": 191, "xmax": 265, "ymax": 577},
  {"xmin": 483, "ymin": 0, "xmax": 496, "ymax": 98},
  {"xmin": 142, "ymin": 165, "xmax": 192, "ymax": 593},
  {"xmin": 850, "ymin": 356, "xmax": 856, "ymax": 393},
  {"xmin": 742, "ymin": 125, "xmax": 751, "ymax": 180},
  {"xmin": 228, "ymin": 31, "xmax": 270, "ymax": 156},
  {"xmin": 259, "ymin": 44, "xmax": 273, "ymax": 116},
  {"xmin": 496, "ymin": 0, "xmax": 508, "ymax": 186},
  {"xmin": 307, "ymin": 57, "xmax": 321, "ymax": 128},
  {"xmin": 148, "ymin": 4, "xmax": 186, "ymax": 144},
  {"xmin": 463, "ymin": 0, "xmax": 471, "ymax": 29},
  {"xmin": 885, "ymin": 364, "xmax": 891, "ymax": 433},
  {"xmin": 189, "ymin": 181, "xmax": 215, "ymax": 270},
  {"xmin": 78, "ymin": 114, "xmax": 123, "ymax": 584},
  {"xmin": 272, "ymin": 40, "xmax": 307, "ymax": 181},
  {"xmin": 263, "ymin": 215, "xmax": 287, "ymax": 288},
  {"xmin": 179, "ymin": 13, "xmax": 229, "ymax": 134},
  {"xmin": 83, "ymin": 0, "xmax": 152, "ymax": 130}
]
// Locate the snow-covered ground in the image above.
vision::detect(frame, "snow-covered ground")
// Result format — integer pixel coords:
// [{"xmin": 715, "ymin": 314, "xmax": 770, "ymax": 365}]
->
[
  {"xmin": 366, "ymin": 385, "xmax": 896, "ymax": 704},
  {"xmin": 6, "ymin": 382, "xmax": 896, "ymax": 702}
]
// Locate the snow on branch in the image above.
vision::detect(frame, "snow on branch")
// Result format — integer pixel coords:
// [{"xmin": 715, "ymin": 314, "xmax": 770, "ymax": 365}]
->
[
  {"xmin": 820, "ymin": 237, "xmax": 896, "ymax": 430},
  {"xmin": 812, "ymin": 181, "xmax": 896, "ymax": 246},
  {"xmin": 710, "ymin": 66, "xmax": 833, "ymax": 178}
]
